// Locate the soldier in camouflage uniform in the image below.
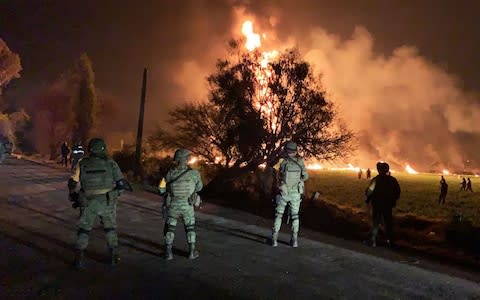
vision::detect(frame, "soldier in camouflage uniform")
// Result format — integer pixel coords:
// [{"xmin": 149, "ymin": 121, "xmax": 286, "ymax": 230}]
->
[
  {"xmin": 272, "ymin": 141, "xmax": 309, "ymax": 247},
  {"xmin": 158, "ymin": 149, "xmax": 203, "ymax": 260},
  {"xmin": 68, "ymin": 138, "xmax": 126, "ymax": 269}
]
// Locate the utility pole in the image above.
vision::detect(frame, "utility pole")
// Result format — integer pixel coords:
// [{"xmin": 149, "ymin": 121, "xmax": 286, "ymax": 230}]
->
[{"xmin": 135, "ymin": 68, "xmax": 147, "ymax": 177}]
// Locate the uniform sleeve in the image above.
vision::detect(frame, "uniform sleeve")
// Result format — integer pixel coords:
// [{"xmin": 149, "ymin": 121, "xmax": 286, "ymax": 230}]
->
[
  {"xmin": 111, "ymin": 160, "xmax": 124, "ymax": 181},
  {"xmin": 70, "ymin": 161, "xmax": 81, "ymax": 182},
  {"xmin": 194, "ymin": 170, "xmax": 203, "ymax": 192},
  {"xmin": 300, "ymin": 159, "xmax": 309, "ymax": 181}
]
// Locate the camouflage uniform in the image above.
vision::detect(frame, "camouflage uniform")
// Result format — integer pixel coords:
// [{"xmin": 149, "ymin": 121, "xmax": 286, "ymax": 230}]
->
[
  {"xmin": 159, "ymin": 149, "xmax": 203, "ymax": 260},
  {"xmin": 272, "ymin": 142, "xmax": 309, "ymax": 247},
  {"xmin": 68, "ymin": 138, "xmax": 124, "ymax": 268}
]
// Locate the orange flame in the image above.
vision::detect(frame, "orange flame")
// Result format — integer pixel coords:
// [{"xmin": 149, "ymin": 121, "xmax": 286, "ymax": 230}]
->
[
  {"xmin": 405, "ymin": 164, "xmax": 418, "ymax": 174},
  {"xmin": 240, "ymin": 20, "xmax": 278, "ymax": 131}
]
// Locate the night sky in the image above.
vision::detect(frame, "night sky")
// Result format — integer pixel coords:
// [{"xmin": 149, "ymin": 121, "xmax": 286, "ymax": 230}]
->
[{"xmin": 1, "ymin": 0, "xmax": 480, "ymax": 168}]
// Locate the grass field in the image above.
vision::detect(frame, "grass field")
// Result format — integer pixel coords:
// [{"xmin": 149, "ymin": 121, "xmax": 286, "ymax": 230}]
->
[{"xmin": 305, "ymin": 170, "xmax": 480, "ymax": 226}]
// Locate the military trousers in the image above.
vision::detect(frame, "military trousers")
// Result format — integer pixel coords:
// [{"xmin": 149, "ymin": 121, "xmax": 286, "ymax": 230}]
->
[
  {"xmin": 273, "ymin": 193, "xmax": 301, "ymax": 234},
  {"xmin": 75, "ymin": 194, "xmax": 118, "ymax": 250},
  {"xmin": 164, "ymin": 200, "xmax": 196, "ymax": 245}
]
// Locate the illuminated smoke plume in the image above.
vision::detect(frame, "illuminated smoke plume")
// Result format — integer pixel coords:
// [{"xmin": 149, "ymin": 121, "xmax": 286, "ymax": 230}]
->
[{"xmin": 172, "ymin": 5, "xmax": 480, "ymax": 172}]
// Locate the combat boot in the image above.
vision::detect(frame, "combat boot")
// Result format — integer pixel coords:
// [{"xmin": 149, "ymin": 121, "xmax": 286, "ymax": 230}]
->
[
  {"xmin": 165, "ymin": 244, "xmax": 173, "ymax": 260},
  {"xmin": 291, "ymin": 233, "xmax": 298, "ymax": 248},
  {"xmin": 110, "ymin": 248, "xmax": 120, "ymax": 266},
  {"xmin": 272, "ymin": 232, "xmax": 278, "ymax": 247},
  {"xmin": 74, "ymin": 249, "xmax": 85, "ymax": 270},
  {"xmin": 188, "ymin": 243, "xmax": 199, "ymax": 260}
]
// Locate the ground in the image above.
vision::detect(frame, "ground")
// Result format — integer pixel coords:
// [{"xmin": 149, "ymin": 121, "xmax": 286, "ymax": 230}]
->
[
  {"xmin": 306, "ymin": 170, "xmax": 480, "ymax": 225},
  {"xmin": 1, "ymin": 157, "xmax": 480, "ymax": 299}
]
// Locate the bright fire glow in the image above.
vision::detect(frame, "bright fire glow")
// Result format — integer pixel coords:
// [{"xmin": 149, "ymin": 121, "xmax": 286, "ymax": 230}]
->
[
  {"xmin": 442, "ymin": 169, "xmax": 450, "ymax": 175},
  {"xmin": 241, "ymin": 21, "xmax": 261, "ymax": 51},
  {"xmin": 188, "ymin": 156, "xmax": 198, "ymax": 164},
  {"xmin": 241, "ymin": 20, "xmax": 278, "ymax": 131},
  {"xmin": 306, "ymin": 163, "xmax": 323, "ymax": 170},
  {"xmin": 405, "ymin": 164, "xmax": 419, "ymax": 174}
]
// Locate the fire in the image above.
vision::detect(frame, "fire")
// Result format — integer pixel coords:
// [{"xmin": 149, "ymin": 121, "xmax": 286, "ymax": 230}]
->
[
  {"xmin": 188, "ymin": 156, "xmax": 198, "ymax": 165},
  {"xmin": 405, "ymin": 164, "xmax": 418, "ymax": 174},
  {"xmin": 306, "ymin": 163, "xmax": 323, "ymax": 170},
  {"xmin": 241, "ymin": 21, "xmax": 261, "ymax": 51},
  {"xmin": 240, "ymin": 20, "xmax": 278, "ymax": 131},
  {"xmin": 442, "ymin": 169, "xmax": 450, "ymax": 175}
]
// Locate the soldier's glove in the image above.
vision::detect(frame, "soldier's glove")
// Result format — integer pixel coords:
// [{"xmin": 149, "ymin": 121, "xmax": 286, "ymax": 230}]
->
[{"xmin": 188, "ymin": 193, "xmax": 202, "ymax": 208}]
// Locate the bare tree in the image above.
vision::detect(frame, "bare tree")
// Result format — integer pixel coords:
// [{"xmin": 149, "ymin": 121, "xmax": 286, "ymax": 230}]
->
[{"xmin": 153, "ymin": 41, "xmax": 353, "ymax": 174}]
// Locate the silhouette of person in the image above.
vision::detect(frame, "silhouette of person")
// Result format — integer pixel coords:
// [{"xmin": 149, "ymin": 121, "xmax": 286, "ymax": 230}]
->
[
  {"xmin": 460, "ymin": 177, "xmax": 467, "ymax": 191},
  {"xmin": 466, "ymin": 178, "xmax": 473, "ymax": 192},
  {"xmin": 439, "ymin": 176, "xmax": 448, "ymax": 204}
]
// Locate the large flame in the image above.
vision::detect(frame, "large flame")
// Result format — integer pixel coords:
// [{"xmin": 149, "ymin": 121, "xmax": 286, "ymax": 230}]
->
[
  {"xmin": 405, "ymin": 164, "xmax": 419, "ymax": 174},
  {"xmin": 306, "ymin": 163, "xmax": 323, "ymax": 170},
  {"xmin": 240, "ymin": 20, "xmax": 278, "ymax": 131}
]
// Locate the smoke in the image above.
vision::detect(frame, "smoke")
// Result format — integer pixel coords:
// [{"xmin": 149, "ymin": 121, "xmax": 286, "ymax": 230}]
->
[
  {"xmin": 171, "ymin": 3, "xmax": 480, "ymax": 172},
  {"xmin": 300, "ymin": 26, "xmax": 480, "ymax": 171}
]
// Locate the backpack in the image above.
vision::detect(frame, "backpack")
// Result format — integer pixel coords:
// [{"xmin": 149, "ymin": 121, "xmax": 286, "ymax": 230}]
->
[{"xmin": 79, "ymin": 157, "xmax": 115, "ymax": 196}]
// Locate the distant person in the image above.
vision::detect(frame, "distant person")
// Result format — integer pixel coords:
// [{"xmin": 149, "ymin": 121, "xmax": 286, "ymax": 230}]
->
[
  {"xmin": 438, "ymin": 175, "xmax": 448, "ymax": 204},
  {"xmin": 466, "ymin": 178, "xmax": 473, "ymax": 192},
  {"xmin": 366, "ymin": 168, "xmax": 371, "ymax": 179},
  {"xmin": 460, "ymin": 177, "xmax": 467, "ymax": 191},
  {"xmin": 61, "ymin": 141, "xmax": 70, "ymax": 167},
  {"xmin": 365, "ymin": 162, "xmax": 401, "ymax": 248},
  {"xmin": 71, "ymin": 143, "xmax": 85, "ymax": 172},
  {"xmin": 358, "ymin": 169, "xmax": 363, "ymax": 179}
]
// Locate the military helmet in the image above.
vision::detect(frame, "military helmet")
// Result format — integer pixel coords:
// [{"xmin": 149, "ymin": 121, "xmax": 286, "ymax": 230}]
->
[
  {"xmin": 87, "ymin": 138, "xmax": 107, "ymax": 154},
  {"xmin": 174, "ymin": 148, "xmax": 191, "ymax": 162},
  {"xmin": 376, "ymin": 161, "xmax": 389, "ymax": 175},
  {"xmin": 284, "ymin": 141, "xmax": 297, "ymax": 153}
]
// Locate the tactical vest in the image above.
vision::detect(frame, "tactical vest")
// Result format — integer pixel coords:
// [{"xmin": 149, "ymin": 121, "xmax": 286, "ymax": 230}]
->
[
  {"xmin": 282, "ymin": 158, "xmax": 303, "ymax": 193},
  {"xmin": 169, "ymin": 169, "xmax": 196, "ymax": 200},
  {"xmin": 79, "ymin": 157, "xmax": 115, "ymax": 196}
]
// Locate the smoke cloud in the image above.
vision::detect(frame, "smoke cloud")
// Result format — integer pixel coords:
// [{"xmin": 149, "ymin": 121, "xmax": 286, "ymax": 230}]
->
[{"xmin": 171, "ymin": 3, "xmax": 480, "ymax": 172}]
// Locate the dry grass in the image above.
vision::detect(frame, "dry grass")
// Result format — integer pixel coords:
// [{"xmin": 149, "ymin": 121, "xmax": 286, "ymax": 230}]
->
[{"xmin": 305, "ymin": 170, "xmax": 480, "ymax": 225}]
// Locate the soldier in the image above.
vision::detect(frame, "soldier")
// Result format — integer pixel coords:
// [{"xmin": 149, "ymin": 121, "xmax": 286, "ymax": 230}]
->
[
  {"xmin": 438, "ymin": 175, "xmax": 448, "ymax": 204},
  {"xmin": 158, "ymin": 149, "xmax": 203, "ymax": 260},
  {"xmin": 68, "ymin": 138, "xmax": 130, "ymax": 269},
  {"xmin": 271, "ymin": 141, "xmax": 309, "ymax": 248},
  {"xmin": 365, "ymin": 162, "xmax": 401, "ymax": 248},
  {"xmin": 366, "ymin": 168, "xmax": 371, "ymax": 179},
  {"xmin": 358, "ymin": 169, "xmax": 363, "ymax": 179},
  {"xmin": 70, "ymin": 143, "xmax": 85, "ymax": 172},
  {"xmin": 466, "ymin": 177, "xmax": 473, "ymax": 192}
]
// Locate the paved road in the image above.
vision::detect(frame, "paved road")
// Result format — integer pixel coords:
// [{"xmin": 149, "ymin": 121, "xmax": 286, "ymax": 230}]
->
[{"xmin": 0, "ymin": 157, "xmax": 480, "ymax": 299}]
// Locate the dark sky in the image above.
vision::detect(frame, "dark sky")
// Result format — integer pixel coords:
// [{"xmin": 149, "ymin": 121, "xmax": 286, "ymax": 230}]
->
[{"xmin": 1, "ymin": 0, "xmax": 480, "ymax": 135}]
